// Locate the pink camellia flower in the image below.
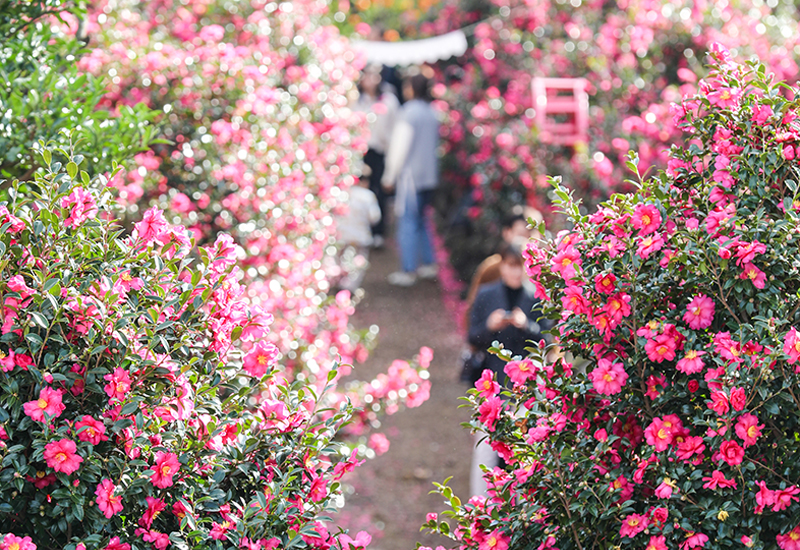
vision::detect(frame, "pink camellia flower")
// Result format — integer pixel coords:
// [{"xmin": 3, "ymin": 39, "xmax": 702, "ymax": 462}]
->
[
  {"xmin": 504, "ymin": 358, "xmax": 537, "ymax": 386},
  {"xmin": 478, "ymin": 396, "xmax": 503, "ymax": 432},
  {"xmin": 645, "ymin": 334, "xmax": 677, "ymax": 363},
  {"xmin": 735, "ymin": 413, "xmax": 763, "ymax": 448},
  {"xmin": 61, "ymin": 187, "xmax": 98, "ymax": 228},
  {"xmin": 772, "ymin": 486, "xmax": 800, "ymax": 512},
  {"xmin": 0, "ymin": 348, "xmax": 14, "ymax": 373},
  {"xmin": 755, "ymin": 480, "xmax": 775, "ymax": 513},
  {"xmin": 115, "ymin": 270, "xmax": 144, "ymax": 292},
  {"xmin": 104, "ymin": 537, "xmax": 130, "ymax": 550},
  {"xmin": 740, "ymin": 263, "xmax": 766, "ymax": 289},
  {"xmin": 708, "ymin": 86, "xmax": 741, "ymax": 108},
  {"xmin": 95, "ymin": 478, "xmax": 124, "ymax": 518},
  {"xmin": 718, "ymin": 439, "xmax": 745, "ymax": 466},
  {"xmin": 7, "ymin": 275, "xmax": 34, "ymax": 299},
  {"xmin": 588, "ymin": 358, "xmax": 628, "ymax": 395},
  {"xmin": 646, "ymin": 535, "xmax": 668, "ymax": 550},
  {"xmin": 709, "ymin": 391, "xmax": 730, "ymax": 415},
  {"xmin": 702, "ymin": 470, "xmax": 737, "ymax": 490},
  {"xmin": 734, "ymin": 240, "xmax": 766, "ymax": 266},
  {"xmin": 752, "ymin": 103, "xmax": 773, "ymax": 125},
  {"xmin": 632, "ymin": 203, "xmax": 662, "ymax": 235},
  {"xmin": 619, "ymin": 513, "xmax": 649, "ymax": 538},
  {"xmin": 683, "ymin": 294, "xmax": 715, "ymax": 329},
  {"xmin": 676, "ymin": 349, "xmax": 705, "ymax": 374},
  {"xmin": 23, "ymin": 387, "xmax": 65, "ymax": 422},
  {"xmin": 777, "ymin": 526, "xmax": 800, "ymax": 550},
  {"xmin": 339, "ymin": 531, "xmax": 372, "ymax": 550},
  {"xmin": 75, "ymin": 415, "xmax": 108, "ymax": 445},
  {"xmin": 1, "ymin": 534, "xmax": 36, "ymax": 550},
  {"xmin": 681, "ymin": 532, "xmax": 709, "ymax": 550},
  {"xmin": 676, "ymin": 435, "xmax": 705, "ymax": 461},
  {"xmin": 651, "ymin": 507, "xmax": 668, "ymax": 524},
  {"xmin": 474, "ymin": 369, "xmax": 500, "ymax": 398},
  {"xmin": 636, "ymin": 233, "xmax": 665, "ymax": 259},
  {"xmin": 654, "ymin": 479, "xmax": 674, "ymax": 499},
  {"xmin": 139, "ymin": 496, "xmax": 167, "ymax": 528},
  {"xmin": 478, "ymin": 529, "xmax": 509, "ymax": 550},
  {"xmin": 644, "ymin": 417, "xmax": 674, "ymax": 451},
  {"xmin": 209, "ymin": 521, "xmax": 233, "ymax": 541},
  {"xmin": 103, "ymin": 368, "xmax": 132, "ymax": 402},
  {"xmin": 729, "ymin": 387, "xmax": 746, "ymax": 411},
  {"xmin": 150, "ymin": 451, "xmax": 180, "ymax": 488},
  {"xmin": 242, "ymin": 341, "xmax": 278, "ymax": 378},
  {"xmin": 604, "ymin": 293, "xmax": 632, "ymax": 324},
  {"xmin": 133, "ymin": 206, "xmax": 169, "ymax": 245},
  {"xmin": 784, "ymin": 328, "xmax": 800, "ymax": 364},
  {"xmin": 43, "ymin": 438, "xmax": 83, "ymax": 474},
  {"xmin": 135, "ymin": 530, "xmax": 169, "ymax": 550},
  {"xmin": 594, "ymin": 272, "xmax": 617, "ymax": 294},
  {"xmin": 645, "ymin": 374, "xmax": 666, "ymax": 400},
  {"xmin": 550, "ymin": 246, "xmax": 581, "ymax": 280}
]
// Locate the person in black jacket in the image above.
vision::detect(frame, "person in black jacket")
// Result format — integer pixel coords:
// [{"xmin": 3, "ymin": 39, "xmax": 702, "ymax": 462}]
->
[{"xmin": 468, "ymin": 242, "xmax": 547, "ymax": 387}]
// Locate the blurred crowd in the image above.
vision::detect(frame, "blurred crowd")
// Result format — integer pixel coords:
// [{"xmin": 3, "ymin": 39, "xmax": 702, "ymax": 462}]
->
[{"xmin": 338, "ymin": 63, "xmax": 551, "ymax": 498}]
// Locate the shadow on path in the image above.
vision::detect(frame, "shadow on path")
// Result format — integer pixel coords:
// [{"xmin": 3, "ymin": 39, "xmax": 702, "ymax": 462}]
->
[{"xmin": 338, "ymin": 243, "xmax": 473, "ymax": 550}]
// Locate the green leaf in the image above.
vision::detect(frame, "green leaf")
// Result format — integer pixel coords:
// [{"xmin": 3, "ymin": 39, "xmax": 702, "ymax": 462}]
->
[{"xmin": 66, "ymin": 161, "xmax": 78, "ymax": 179}]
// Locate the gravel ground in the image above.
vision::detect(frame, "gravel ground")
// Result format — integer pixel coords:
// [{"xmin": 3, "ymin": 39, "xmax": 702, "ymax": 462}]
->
[{"xmin": 336, "ymin": 243, "xmax": 474, "ymax": 550}]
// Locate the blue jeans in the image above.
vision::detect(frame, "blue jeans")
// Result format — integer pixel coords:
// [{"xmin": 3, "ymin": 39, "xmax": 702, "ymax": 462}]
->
[{"xmin": 398, "ymin": 189, "xmax": 435, "ymax": 273}]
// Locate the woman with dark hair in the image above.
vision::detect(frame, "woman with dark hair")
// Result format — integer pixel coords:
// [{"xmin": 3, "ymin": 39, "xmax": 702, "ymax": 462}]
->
[
  {"xmin": 353, "ymin": 64, "xmax": 399, "ymax": 248},
  {"xmin": 382, "ymin": 71, "xmax": 441, "ymax": 286}
]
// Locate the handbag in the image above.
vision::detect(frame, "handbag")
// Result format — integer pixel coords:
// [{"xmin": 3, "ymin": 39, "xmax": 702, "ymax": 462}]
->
[{"xmin": 459, "ymin": 347, "xmax": 487, "ymax": 385}]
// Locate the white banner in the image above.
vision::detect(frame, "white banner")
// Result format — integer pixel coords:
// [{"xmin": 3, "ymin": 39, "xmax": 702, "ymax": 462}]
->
[{"xmin": 351, "ymin": 30, "xmax": 468, "ymax": 67}]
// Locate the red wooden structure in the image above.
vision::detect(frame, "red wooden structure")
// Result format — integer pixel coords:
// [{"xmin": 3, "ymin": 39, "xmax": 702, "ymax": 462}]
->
[{"xmin": 531, "ymin": 77, "xmax": 589, "ymax": 146}]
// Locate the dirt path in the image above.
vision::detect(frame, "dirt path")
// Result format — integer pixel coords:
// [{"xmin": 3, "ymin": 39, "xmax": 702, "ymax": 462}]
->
[{"xmin": 338, "ymin": 242, "xmax": 474, "ymax": 550}]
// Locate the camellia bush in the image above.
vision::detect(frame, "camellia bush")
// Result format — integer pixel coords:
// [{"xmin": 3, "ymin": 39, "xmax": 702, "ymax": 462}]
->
[
  {"xmin": 0, "ymin": 142, "xmax": 385, "ymax": 549},
  {"xmin": 52, "ymin": 0, "xmax": 431, "ymax": 449},
  {"xmin": 423, "ymin": 48, "xmax": 800, "ymax": 549}
]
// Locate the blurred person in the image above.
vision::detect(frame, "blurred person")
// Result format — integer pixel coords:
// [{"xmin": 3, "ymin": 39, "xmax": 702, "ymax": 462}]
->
[
  {"xmin": 462, "ymin": 213, "xmax": 534, "ymax": 332},
  {"xmin": 354, "ymin": 64, "xmax": 399, "ymax": 248},
  {"xmin": 335, "ymin": 165, "xmax": 382, "ymax": 292},
  {"xmin": 467, "ymin": 242, "xmax": 548, "ymax": 496},
  {"xmin": 382, "ymin": 72, "xmax": 441, "ymax": 287}
]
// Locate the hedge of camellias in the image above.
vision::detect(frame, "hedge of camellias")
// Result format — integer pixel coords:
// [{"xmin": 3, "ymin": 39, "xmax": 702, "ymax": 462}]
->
[
  {"xmin": 0, "ymin": 1, "xmax": 431, "ymax": 548},
  {"xmin": 423, "ymin": 49, "xmax": 800, "ymax": 550},
  {"xmin": 62, "ymin": 0, "xmax": 431, "ymax": 445},
  {"xmin": 0, "ymin": 144, "xmax": 383, "ymax": 549}
]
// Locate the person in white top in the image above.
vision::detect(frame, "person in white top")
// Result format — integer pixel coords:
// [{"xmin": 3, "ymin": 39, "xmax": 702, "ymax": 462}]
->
[
  {"xmin": 336, "ymin": 166, "xmax": 382, "ymax": 292},
  {"xmin": 354, "ymin": 65, "xmax": 399, "ymax": 248}
]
